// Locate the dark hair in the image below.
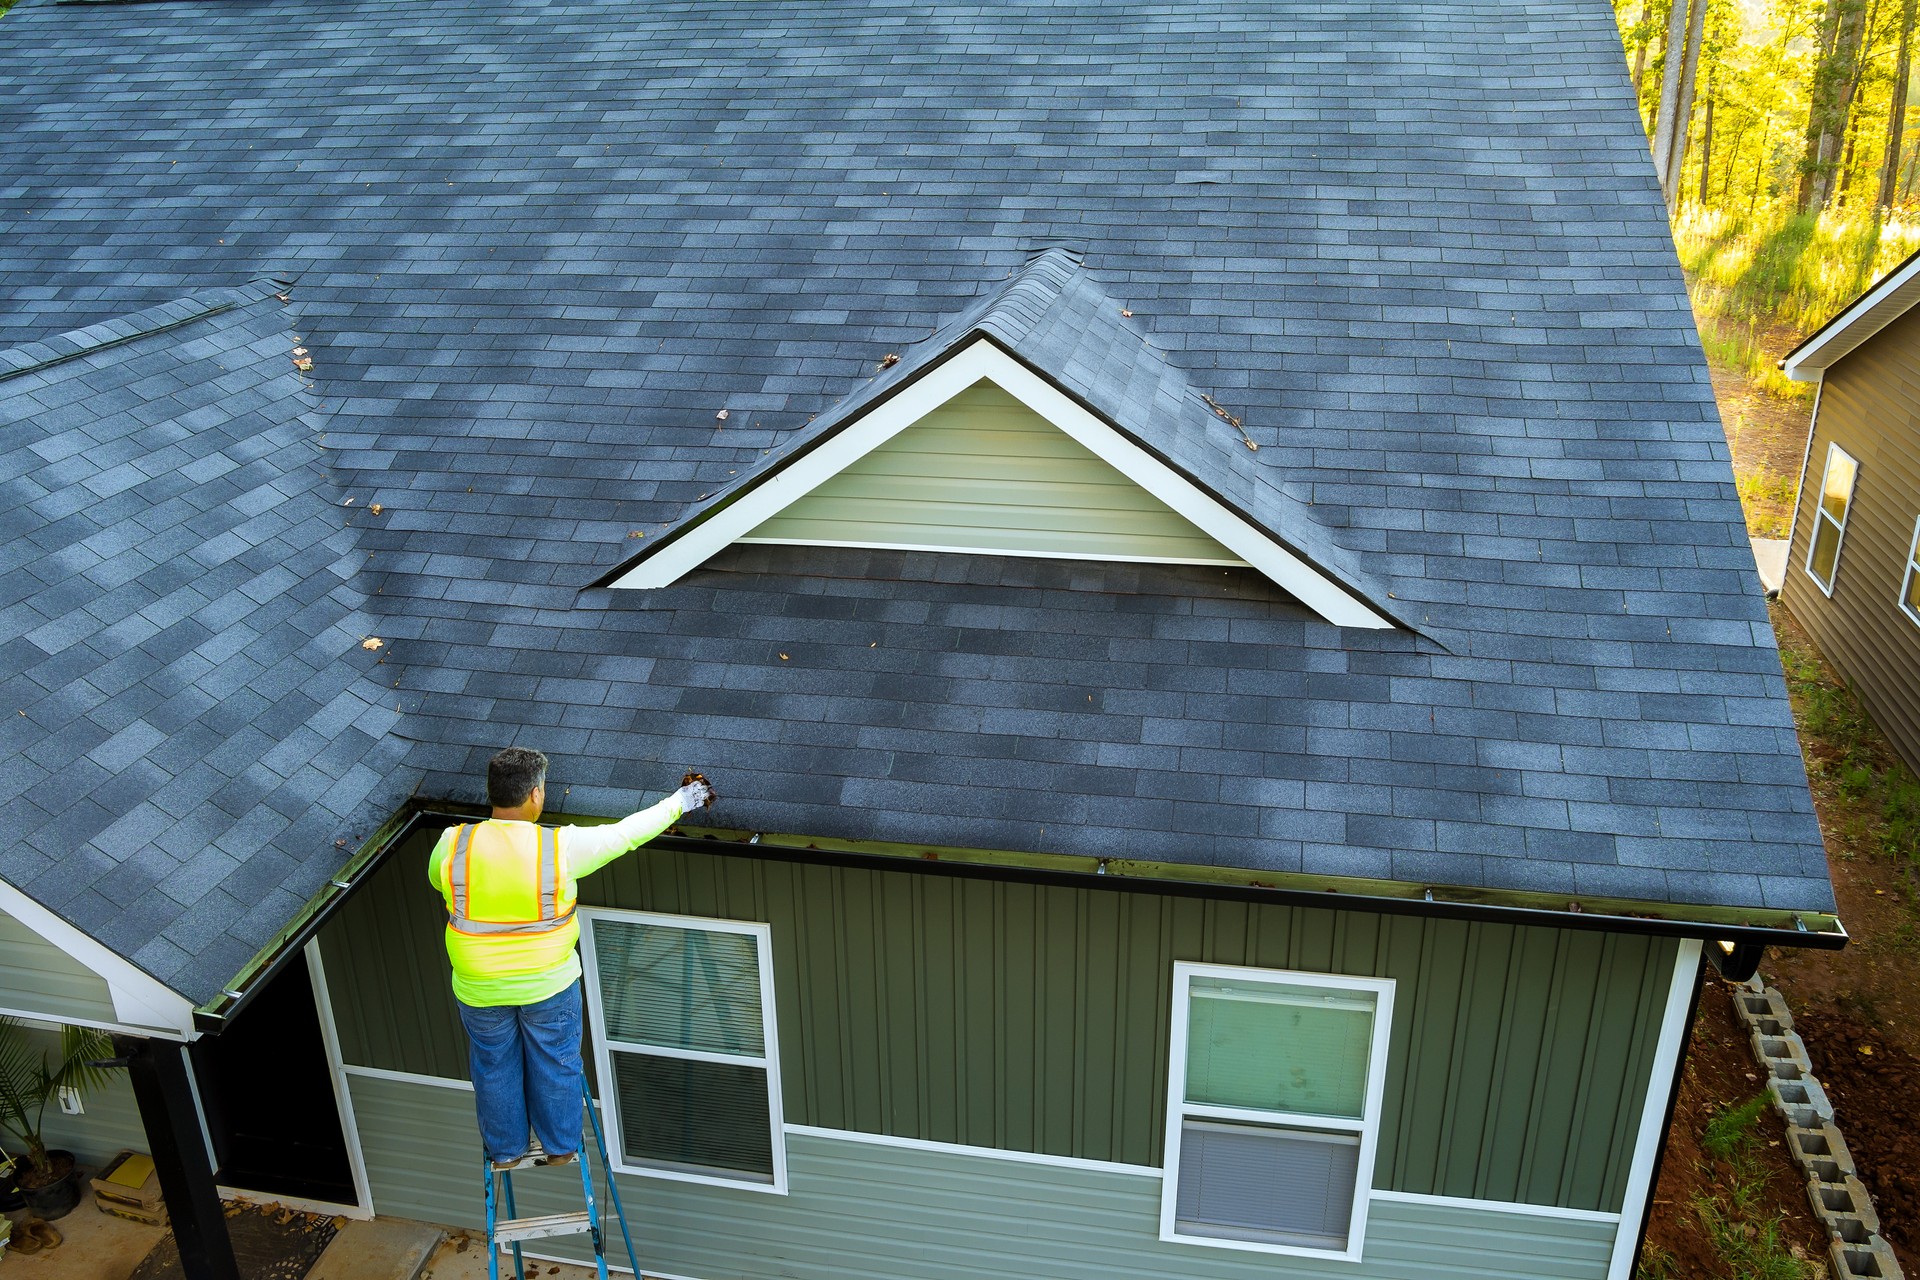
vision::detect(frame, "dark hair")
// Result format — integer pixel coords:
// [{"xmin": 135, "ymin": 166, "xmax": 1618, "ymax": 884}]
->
[{"xmin": 487, "ymin": 747, "xmax": 549, "ymax": 808}]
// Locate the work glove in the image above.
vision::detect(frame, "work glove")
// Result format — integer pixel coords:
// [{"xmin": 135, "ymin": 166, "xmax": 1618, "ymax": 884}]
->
[{"xmin": 673, "ymin": 776, "xmax": 715, "ymax": 813}]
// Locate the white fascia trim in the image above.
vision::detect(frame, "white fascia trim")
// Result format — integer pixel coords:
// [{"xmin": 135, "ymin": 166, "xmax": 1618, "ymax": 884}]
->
[
  {"xmin": 1605, "ymin": 938, "xmax": 1703, "ymax": 1280},
  {"xmin": 783, "ymin": 1124, "xmax": 1162, "ymax": 1178},
  {"xmin": 0, "ymin": 877, "xmax": 195, "ymax": 1039},
  {"xmin": 1781, "ymin": 379, "xmax": 1823, "ymax": 575},
  {"xmin": 734, "ymin": 536, "xmax": 1248, "ymax": 568},
  {"xmin": 611, "ymin": 341, "xmax": 1394, "ymax": 630},
  {"xmin": 1783, "ymin": 252, "xmax": 1920, "ymax": 380},
  {"xmin": 1370, "ymin": 1190, "xmax": 1621, "ymax": 1224},
  {"xmin": 306, "ymin": 941, "xmax": 376, "ymax": 1216}
]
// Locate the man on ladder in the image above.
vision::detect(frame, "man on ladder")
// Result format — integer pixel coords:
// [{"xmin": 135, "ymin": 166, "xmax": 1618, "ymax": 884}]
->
[
  {"xmin": 430, "ymin": 747, "xmax": 714, "ymax": 1168},
  {"xmin": 429, "ymin": 747, "xmax": 711, "ymax": 1280}
]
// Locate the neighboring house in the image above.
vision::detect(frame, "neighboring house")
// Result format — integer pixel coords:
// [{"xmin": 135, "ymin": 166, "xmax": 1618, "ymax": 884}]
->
[
  {"xmin": 0, "ymin": 4, "xmax": 1844, "ymax": 1280},
  {"xmin": 1780, "ymin": 248, "xmax": 1920, "ymax": 774}
]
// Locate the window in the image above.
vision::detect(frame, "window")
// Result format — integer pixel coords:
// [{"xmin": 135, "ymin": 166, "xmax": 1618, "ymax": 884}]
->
[
  {"xmin": 1902, "ymin": 515, "xmax": 1920, "ymax": 628},
  {"xmin": 580, "ymin": 910, "xmax": 786, "ymax": 1193},
  {"xmin": 1805, "ymin": 443, "xmax": 1859, "ymax": 594},
  {"xmin": 1160, "ymin": 963, "xmax": 1394, "ymax": 1262}
]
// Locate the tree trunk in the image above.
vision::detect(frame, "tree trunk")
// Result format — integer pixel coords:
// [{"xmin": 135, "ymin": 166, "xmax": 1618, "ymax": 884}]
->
[
  {"xmin": 1879, "ymin": 0, "xmax": 1918, "ymax": 210},
  {"xmin": 1632, "ymin": 0, "xmax": 1656, "ymax": 92},
  {"xmin": 1801, "ymin": 0, "xmax": 1873, "ymax": 214},
  {"xmin": 1655, "ymin": 0, "xmax": 1709, "ymax": 209},
  {"xmin": 1700, "ymin": 93, "xmax": 1715, "ymax": 208},
  {"xmin": 1652, "ymin": 0, "xmax": 1696, "ymax": 206}
]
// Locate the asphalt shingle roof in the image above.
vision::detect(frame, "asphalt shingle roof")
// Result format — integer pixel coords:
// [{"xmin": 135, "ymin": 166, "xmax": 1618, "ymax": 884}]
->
[
  {"xmin": 0, "ymin": 0, "xmax": 1835, "ymax": 998},
  {"xmin": 0, "ymin": 281, "xmax": 416, "ymax": 998}
]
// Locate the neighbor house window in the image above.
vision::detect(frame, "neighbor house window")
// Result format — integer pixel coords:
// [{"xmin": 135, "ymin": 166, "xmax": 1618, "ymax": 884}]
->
[
  {"xmin": 1902, "ymin": 515, "xmax": 1920, "ymax": 628},
  {"xmin": 1805, "ymin": 443, "xmax": 1859, "ymax": 593},
  {"xmin": 1160, "ymin": 963, "xmax": 1394, "ymax": 1262},
  {"xmin": 580, "ymin": 909, "xmax": 786, "ymax": 1193}
]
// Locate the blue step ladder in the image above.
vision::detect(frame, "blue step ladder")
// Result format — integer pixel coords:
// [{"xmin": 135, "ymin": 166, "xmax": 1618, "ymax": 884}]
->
[{"xmin": 483, "ymin": 1079, "xmax": 641, "ymax": 1280}]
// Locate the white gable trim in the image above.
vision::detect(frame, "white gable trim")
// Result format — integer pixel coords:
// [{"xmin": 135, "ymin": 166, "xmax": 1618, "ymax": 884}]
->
[
  {"xmin": 611, "ymin": 341, "xmax": 1394, "ymax": 630},
  {"xmin": 0, "ymin": 877, "xmax": 196, "ymax": 1040},
  {"xmin": 1782, "ymin": 249, "xmax": 1920, "ymax": 380}
]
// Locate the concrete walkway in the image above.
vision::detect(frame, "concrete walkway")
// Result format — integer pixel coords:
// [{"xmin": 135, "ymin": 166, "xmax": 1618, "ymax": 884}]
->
[{"xmin": 1752, "ymin": 535, "xmax": 1790, "ymax": 595}]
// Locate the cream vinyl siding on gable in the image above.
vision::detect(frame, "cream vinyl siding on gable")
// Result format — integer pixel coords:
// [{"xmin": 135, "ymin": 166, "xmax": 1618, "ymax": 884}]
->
[
  {"xmin": 0, "ymin": 906, "xmax": 119, "ymax": 1025},
  {"xmin": 740, "ymin": 380, "xmax": 1245, "ymax": 565}
]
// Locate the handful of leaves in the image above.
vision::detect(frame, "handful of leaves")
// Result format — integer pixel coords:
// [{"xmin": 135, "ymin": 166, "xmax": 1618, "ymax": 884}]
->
[{"xmin": 681, "ymin": 771, "xmax": 718, "ymax": 807}]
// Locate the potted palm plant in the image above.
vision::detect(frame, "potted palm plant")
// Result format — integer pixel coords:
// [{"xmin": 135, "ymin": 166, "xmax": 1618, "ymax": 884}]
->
[{"xmin": 0, "ymin": 1017, "xmax": 120, "ymax": 1220}]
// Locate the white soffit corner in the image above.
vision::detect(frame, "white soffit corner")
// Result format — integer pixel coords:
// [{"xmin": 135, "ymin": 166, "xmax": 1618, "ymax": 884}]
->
[
  {"xmin": 0, "ymin": 877, "xmax": 196, "ymax": 1039},
  {"xmin": 610, "ymin": 341, "xmax": 1394, "ymax": 630},
  {"xmin": 1782, "ymin": 250, "xmax": 1920, "ymax": 380}
]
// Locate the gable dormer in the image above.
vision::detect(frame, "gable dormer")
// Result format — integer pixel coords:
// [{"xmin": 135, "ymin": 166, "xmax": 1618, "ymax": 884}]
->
[{"xmin": 603, "ymin": 255, "xmax": 1399, "ymax": 632}]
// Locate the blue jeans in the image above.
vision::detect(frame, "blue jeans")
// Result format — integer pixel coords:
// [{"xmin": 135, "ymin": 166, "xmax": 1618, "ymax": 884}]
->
[{"xmin": 457, "ymin": 982, "xmax": 584, "ymax": 1163}]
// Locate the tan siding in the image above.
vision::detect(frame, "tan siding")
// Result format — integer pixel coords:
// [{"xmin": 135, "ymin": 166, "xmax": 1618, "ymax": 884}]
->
[
  {"xmin": 1783, "ymin": 303, "xmax": 1920, "ymax": 773},
  {"xmin": 744, "ymin": 380, "xmax": 1243, "ymax": 563}
]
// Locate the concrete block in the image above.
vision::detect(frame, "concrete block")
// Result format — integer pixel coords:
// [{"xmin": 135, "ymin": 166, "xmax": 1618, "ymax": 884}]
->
[
  {"xmin": 1807, "ymin": 1173, "xmax": 1881, "ymax": 1237},
  {"xmin": 1751, "ymin": 1027, "xmax": 1811, "ymax": 1071},
  {"xmin": 1766, "ymin": 1061, "xmax": 1835, "ymax": 1127},
  {"xmin": 1787, "ymin": 1124, "xmax": 1859, "ymax": 1181},
  {"xmin": 1828, "ymin": 1232, "xmax": 1903, "ymax": 1279}
]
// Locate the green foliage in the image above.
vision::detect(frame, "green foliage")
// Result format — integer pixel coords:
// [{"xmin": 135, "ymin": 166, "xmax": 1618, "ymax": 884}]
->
[
  {"xmin": 0, "ymin": 1016, "xmax": 119, "ymax": 1178},
  {"xmin": 1702, "ymin": 1092, "xmax": 1770, "ymax": 1162},
  {"xmin": 1733, "ymin": 465, "xmax": 1797, "ymax": 535},
  {"xmin": 1693, "ymin": 1196, "xmax": 1817, "ymax": 1280},
  {"xmin": 1778, "ymin": 623, "xmax": 1920, "ymax": 865}
]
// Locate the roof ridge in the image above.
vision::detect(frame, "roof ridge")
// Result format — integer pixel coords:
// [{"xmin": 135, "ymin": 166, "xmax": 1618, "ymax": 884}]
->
[{"xmin": 0, "ymin": 276, "xmax": 292, "ymax": 384}]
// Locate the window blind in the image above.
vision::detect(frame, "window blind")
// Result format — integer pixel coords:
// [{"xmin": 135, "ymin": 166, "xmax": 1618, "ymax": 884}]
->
[
  {"xmin": 1185, "ymin": 981, "xmax": 1373, "ymax": 1119},
  {"xmin": 592, "ymin": 920, "xmax": 763, "ymax": 1055}
]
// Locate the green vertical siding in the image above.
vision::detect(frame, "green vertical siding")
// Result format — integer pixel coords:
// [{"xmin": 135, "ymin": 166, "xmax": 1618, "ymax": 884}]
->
[
  {"xmin": 0, "ymin": 908, "xmax": 119, "ymax": 1025},
  {"xmin": 741, "ymin": 380, "xmax": 1243, "ymax": 563},
  {"xmin": 346, "ymin": 1075, "xmax": 1615, "ymax": 1280},
  {"xmin": 320, "ymin": 838, "xmax": 1674, "ymax": 1213}
]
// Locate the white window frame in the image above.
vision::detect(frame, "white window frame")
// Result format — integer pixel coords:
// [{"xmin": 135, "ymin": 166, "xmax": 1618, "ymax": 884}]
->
[
  {"xmin": 1160, "ymin": 961, "xmax": 1395, "ymax": 1263},
  {"xmin": 1803, "ymin": 442, "xmax": 1859, "ymax": 596},
  {"xmin": 1900, "ymin": 514, "xmax": 1920, "ymax": 629},
  {"xmin": 579, "ymin": 907, "xmax": 788, "ymax": 1195}
]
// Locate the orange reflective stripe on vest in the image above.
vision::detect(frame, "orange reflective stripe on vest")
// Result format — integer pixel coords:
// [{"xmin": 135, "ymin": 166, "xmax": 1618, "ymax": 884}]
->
[{"xmin": 445, "ymin": 823, "xmax": 571, "ymax": 936}]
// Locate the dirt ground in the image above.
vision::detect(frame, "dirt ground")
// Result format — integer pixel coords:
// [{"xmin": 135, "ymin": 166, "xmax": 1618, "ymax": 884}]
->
[
  {"xmin": 1641, "ymin": 975, "xmax": 1830, "ymax": 1279},
  {"xmin": 1642, "ymin": 355, "xmax": 1920, "ymax": 1278}
]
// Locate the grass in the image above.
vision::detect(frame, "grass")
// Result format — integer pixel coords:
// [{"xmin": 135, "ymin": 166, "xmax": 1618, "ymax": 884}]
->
[
  {"xmin": 1686, "ymin": 1094, "xmax": 1819, "ymax": 1280},
  {"xmin": 1733, "ymin": 466, "xmax": 1796, "ymax": 538},
  {"xmin": 1676, "ymin": 209, "xmax": 1920, "ymax": 397},
  {"xmin": 1778, "ymin": 619, "xmax": 1920, "ymax": 866}
]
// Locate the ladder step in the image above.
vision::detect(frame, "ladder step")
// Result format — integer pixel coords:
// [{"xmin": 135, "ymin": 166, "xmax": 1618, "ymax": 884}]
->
[{"xmin": 493, "ymin": 1212, "xmax": 594, "ymax": 1244}]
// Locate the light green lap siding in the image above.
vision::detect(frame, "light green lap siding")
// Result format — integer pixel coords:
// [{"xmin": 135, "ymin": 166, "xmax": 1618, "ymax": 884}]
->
[
  {"xmin": 0, "ymin": 908, "xmax": 118, "ymax": 1025},
  {"xmin": 346, "ymin": 1075, "xmax": 1614, "ymax": 1280},
  {"xmin": 742, "ymin": 380, "xmax": 1243, "ymax": 563},
  {"xmin": 321, "ymin": 838, "xmax": 1674, "ymax": 1212},
  {"xmin": 15, "ymin": 1027, "xmax": 149, "ymax": 1168}
]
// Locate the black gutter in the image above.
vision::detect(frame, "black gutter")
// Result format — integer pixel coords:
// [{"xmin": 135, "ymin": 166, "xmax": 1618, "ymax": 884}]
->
[
  {"xmin": 199, "ymin": 801, "xmax": 1838, "ymax": 1036},
  {"xmin": 636, "ymin": 828, "xmax": 1846, "ymax": 952}
]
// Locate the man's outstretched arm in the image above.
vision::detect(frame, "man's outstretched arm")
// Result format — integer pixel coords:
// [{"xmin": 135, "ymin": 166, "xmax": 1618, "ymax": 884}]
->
[{"xmin": 567, "ymin": 778, "xmax": 713, "ymax": 877}]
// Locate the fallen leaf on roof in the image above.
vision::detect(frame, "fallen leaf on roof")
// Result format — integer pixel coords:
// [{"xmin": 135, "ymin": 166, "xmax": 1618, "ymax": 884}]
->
[
  {"xmin": 342, "ymin": 497, "xmax": 355, "ymax": 506},
  {"xmin": 715, "ymin": 409, "xmax": 730, "ymax": 421},
  {"xmin": 361, "ymin": 637, "xmax": 384, "ymax": 651},
  {"xmin": 627, "ymin": 530, "xmax": 646, "ymax": 538},
  {"xmin": 779, "ymin": 653, "xmax": 789, "ymax": 660},
  {"xmin": 292, "ymin": 347, "xmax": 308, "ymax": 357},
  {"xmin": 294, "ymin": 357, "xmax": 314, "ymax": 371},
  {"xmin": 1121, "ymin": 308, "xmax": 1133, "ymax": 317},
  {"xmin": 369, "ymin": 503, "xmax": 383, "ymax": 515},
  {"xmin": 879, "ymin": 353, "xmax": 900, "ymax": 368}
]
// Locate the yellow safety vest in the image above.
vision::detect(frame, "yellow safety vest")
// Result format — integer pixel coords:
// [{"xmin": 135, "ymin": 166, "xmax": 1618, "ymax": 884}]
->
[{"xmin": 440, "ymin": 821, "xmax": 579, "ymax": 985}]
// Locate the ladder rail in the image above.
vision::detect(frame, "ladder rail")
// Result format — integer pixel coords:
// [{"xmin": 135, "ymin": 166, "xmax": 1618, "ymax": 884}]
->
[{"xmin": 481, "ymin": 1076, "xmax": 637, "ymax": 1280}]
